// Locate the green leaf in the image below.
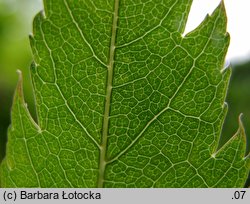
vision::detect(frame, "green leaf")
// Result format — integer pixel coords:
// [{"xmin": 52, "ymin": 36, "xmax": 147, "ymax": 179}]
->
[{"xmin": 0, "ymin": 0, "xmax": 249, "ymax": 187}]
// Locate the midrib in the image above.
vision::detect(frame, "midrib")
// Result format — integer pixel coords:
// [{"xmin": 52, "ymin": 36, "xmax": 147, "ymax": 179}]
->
[{"xmin": 98, "ymin": 0, "xmax": 119, "ymax": 188}]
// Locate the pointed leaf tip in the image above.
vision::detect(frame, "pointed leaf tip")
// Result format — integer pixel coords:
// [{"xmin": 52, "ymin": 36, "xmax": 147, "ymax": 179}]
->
[
  {"xmin": 15, "ymin": 69, "xmax": 24, "ymax": 99},
  {"xmin": 238, "ymin": 113, "xmax": 247, "ymax": 142},
  {"xmin": 236, "ymin": 114, "xmax": 250, "ymax": 161}
]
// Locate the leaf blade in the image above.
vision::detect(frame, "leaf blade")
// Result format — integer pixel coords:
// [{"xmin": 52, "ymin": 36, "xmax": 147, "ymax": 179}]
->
[{"xmin": 0, "ymin": 0, "xmax": 249, "ymax": 187}]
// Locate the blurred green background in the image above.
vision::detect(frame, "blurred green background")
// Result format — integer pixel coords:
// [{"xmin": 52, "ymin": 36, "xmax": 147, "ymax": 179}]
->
[
  {"xmin": 0, "ymin": 0, "xmax": 249, "ymax": 186},
  {"xmin": 0, "ymin": 0, "xmax": 42, "ymax": 161}
]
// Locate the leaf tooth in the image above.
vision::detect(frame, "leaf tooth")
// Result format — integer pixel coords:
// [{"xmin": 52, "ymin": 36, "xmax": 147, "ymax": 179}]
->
[
  {"xmin": 219, "ymin": 67, "xmax": 231, "ymax": 108},
  {"xmin": 13, "ymin": 70, "xmax": 41, "ymax": 133},
  {"xmin": 207, "ymin": 114, "xmax": 249, "ymax": 187},
  {"xmin": 31, "ymin": 10, "xmax": 45, "ymax": 37},
  {"xmin": 239, "ymin": 114, "xmax": 250, "ymax": 162},
  {"xmin": 42, "ymin": 0, "xmax": 48, "ymax": 17},
  {"xmin": 212, "ymin": 0, "xmax": 227, "ymax": 31},
  {"xmin": 184, "ymin": 0, "xmax": 227, "ymax": 38},
  {"xmin": 15, "ymin": 69, "xmax": 24, "ymax": 99},
  {"xmin": 213, "ymin": 114, "xmax": 247, "ymax": 159},
  {"xmin": 29, "ymin": 11, "xmax": 45, "ymax": 67},
  {"xmin": 221, "ymin": 63, "xmax": 231, "ymax": 74},
  {"xmin": 237, "ymin": 113, "xmax": 249, "ymax": 158}
]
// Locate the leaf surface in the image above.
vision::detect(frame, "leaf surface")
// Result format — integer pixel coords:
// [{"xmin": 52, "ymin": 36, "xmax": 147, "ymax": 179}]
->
[{"xmin": 0, "ymin": 0, "xmax": 249, "ymax": 187}]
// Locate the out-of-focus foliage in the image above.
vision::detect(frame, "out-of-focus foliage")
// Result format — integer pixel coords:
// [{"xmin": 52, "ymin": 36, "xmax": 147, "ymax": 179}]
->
[
  {"xmin": 0, "ymin": 0, "xmax": 42, "ymax": 161},
  {"xmin": 222, "ymin": 60, "xmax": 250, "ymax": 153}
]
